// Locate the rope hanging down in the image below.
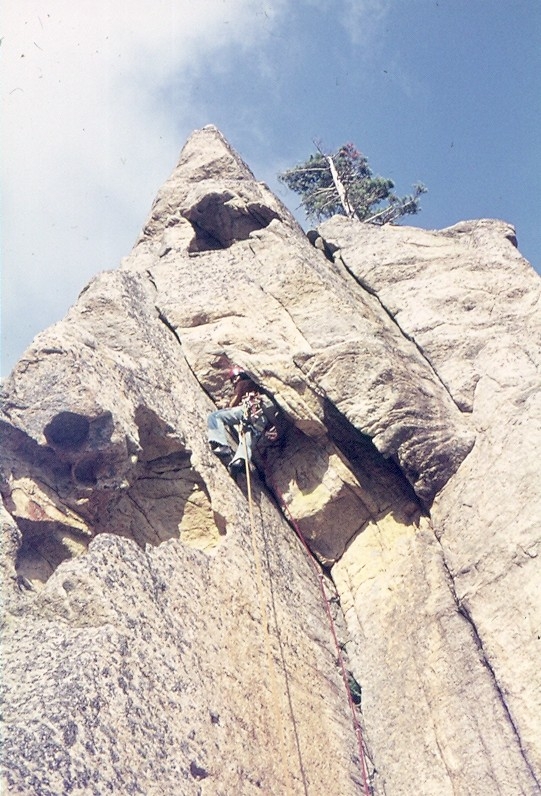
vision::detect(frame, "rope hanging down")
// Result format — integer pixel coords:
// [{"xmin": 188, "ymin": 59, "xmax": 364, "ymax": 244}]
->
[
  {"xmin": 239, "ymin": 425, "xmax": 371, "ymax": 796},
  {"xmin": 264, "ymin": 471, "xmax": 372, "ymax": 796},
  {"xmin": 241, "ymin": 430, "xmax": 295, "ymax": 796}
]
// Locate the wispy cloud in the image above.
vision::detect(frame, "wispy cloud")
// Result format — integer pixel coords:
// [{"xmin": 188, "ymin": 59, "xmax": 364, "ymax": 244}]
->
[
  {"xmin": 1, "ymin": 1, "xmax": 287, "ymax": 375},
  {"xmin": 340, "ymin": 0, "xmax": 391, "ymax": 47},
  {"xmin": 1, "ymin": 0, "xmax": 399, "ymax": 376}
]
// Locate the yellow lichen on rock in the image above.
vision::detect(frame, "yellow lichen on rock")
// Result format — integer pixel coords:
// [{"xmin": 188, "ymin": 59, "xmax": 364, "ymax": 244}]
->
[{"xmin": 178, "ymin": 482, "xmax": 224, "ymax": 551}]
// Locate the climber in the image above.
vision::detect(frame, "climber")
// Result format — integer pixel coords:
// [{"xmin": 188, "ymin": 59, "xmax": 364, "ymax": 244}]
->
[{"xmin": 207, "ymin": 367, "xmax": 281, "ymax": 478}]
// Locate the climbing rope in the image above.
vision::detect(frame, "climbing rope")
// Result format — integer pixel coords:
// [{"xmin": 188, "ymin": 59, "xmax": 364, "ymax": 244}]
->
[
  {"xmin": 241, "ymin": 430, "xmax": 295, "ymax": 796},
  {"xmin": 238, "ymin": 425, "xmax": 371, "ymax": 795},
  {"xmin": 265, "ymin": 473, "xmax": 372, "ymax": 796}
]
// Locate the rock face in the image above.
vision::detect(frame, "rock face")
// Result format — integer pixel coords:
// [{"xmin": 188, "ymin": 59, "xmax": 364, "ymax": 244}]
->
[{"xmin": 1, "ymin": 125, "xmax": 540, "ymax": 795}]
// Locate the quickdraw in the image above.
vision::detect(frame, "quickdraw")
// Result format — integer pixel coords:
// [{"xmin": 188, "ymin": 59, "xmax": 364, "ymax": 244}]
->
[
  {"xmin": 241, "ymin": 393, "xmax": 282, "ymax": 444},
  {"xmin": 241, "ymin": 391, "xmax": 265, "ymax": 422}
]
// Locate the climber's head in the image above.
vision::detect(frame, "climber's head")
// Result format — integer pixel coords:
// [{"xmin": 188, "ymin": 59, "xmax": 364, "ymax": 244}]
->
[{"xmin": 228, "ymin": 366, "xmax": 250, "ymax": 384}]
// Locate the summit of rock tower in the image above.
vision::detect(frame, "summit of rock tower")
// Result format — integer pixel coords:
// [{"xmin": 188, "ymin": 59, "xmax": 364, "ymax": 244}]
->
[{"xmin": 1, "ymin": 127, "xmax": 540, "ymax": 796}]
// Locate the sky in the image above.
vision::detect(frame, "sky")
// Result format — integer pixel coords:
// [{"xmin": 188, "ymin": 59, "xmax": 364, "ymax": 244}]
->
[{"xmin": 2, "ymin": 0, "xmax": 540, "ymax": 377}]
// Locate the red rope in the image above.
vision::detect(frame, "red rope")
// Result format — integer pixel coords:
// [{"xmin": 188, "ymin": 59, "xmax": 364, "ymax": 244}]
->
[{"xmin": 267, "ymin": 476, "xmax": 372, "ymax": 796}]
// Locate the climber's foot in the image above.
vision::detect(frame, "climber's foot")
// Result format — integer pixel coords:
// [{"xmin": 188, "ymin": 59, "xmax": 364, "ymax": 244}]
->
[
  {"xmin": 228, "ymin": 459, "xmax": 245, "ymax": 479},
  {"xmin": 210, "ymin": 443, "xmax": 233, "ymax": 458}
]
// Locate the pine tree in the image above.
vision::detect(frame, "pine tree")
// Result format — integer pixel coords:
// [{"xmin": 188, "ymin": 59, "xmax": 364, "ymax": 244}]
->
[{"xmin": 279, "ymin": 142, "xmax": 426, "ymax": 225}]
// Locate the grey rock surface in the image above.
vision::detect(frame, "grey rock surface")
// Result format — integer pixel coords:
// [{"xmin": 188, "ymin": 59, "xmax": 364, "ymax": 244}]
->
[{"xmin": 1, "ymin": 125, "xmax": 540, "ymax": 794}]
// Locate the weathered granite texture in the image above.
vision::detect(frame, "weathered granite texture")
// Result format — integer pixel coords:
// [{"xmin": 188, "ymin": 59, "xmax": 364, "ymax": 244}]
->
[
  {"xmin": 1, "ymin": 126, "xmax": 540, "ymax": 795},
  {"xmin": 320, "ymin": 215, "xmax": 541, "ymax": 790}
]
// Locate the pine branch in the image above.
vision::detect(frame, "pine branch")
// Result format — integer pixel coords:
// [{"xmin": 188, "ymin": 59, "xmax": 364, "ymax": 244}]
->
[
  {"xmin": 363, "ymin": 205, "xmax": 396, "ymax": 224},
  {"xmin": 280, "ymin": 141, "xmax": 426, "ymax": 224},
  {"xmin": 282, "ymin": 166, "xmax": 328, "ymax": 175}
]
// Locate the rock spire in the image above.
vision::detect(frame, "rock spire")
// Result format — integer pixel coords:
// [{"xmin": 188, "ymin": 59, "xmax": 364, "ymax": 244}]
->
[{"xmin": 1, "ymin": 127, "xmax": 540, "ymax": 795}]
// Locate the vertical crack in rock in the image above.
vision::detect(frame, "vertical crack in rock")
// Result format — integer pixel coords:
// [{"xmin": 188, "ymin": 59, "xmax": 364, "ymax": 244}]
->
[
  {"xmin": 438, "ymin": 547, "xmax": 541, "ymax": 789},
  {"xmin": 317, "ymin": 234, "xmax": 466, "ymax": 415},
  {"xmin": 260, "ymin": 393, "xmax": 424, "ymax": 573},
  {"xmin": 154, "ymin": 307, "xmax": 224, "ymax": 415},
  {"xmin": 2, "ymin": 125, "xmax": 540, "ymax": 794},
  {"xmin": 156, "ymin": 307, "xmax": 182, "ymax": 345}
]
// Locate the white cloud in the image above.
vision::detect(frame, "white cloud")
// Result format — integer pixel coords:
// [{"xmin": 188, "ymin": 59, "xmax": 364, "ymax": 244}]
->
[
  {"xmin": 1, "ymin": 0, "xmax": 396, "ymax": 376},
  {"xmin": 1, "ymin": 0, "xmax": 287, "ymax": 375}
]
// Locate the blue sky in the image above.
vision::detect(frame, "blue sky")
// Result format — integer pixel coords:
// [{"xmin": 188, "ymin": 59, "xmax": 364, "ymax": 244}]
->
[{"xmin": 2, "ymin": 0, "xmax": 540, "ymax": 376}]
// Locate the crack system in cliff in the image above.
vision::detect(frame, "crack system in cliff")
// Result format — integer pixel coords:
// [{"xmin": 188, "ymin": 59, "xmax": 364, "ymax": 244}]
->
[
  {"xmin": 311, "ymin": 232, "xmax": 469, "ymax": 415},
  {"xmin": 438, "ymin": 546, "xmax": 541, "ymax": 788}
]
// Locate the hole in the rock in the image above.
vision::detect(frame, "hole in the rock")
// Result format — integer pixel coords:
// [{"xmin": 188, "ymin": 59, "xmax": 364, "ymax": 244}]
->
[
  {"xmin": 187, "ymin": 219, "xmax": 225, "ymax": 252},
  {"xmin": 185, "ymin": 192, "xmax": 280, "ymax": 252},
  {"xmin": 9, "ymin": 434, "xmax": 225, "ymax": 588},
  {"xmin": 72, "ymin": 456, "xmax": 100, "ymax": 487},
  {"xmin": 44, "ymin": 412, "xmax": 90, "ymax": 450}
]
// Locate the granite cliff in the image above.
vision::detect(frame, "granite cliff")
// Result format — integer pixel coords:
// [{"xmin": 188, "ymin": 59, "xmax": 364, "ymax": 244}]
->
[{"xmin": 1, "ymin": 126, "xmax": 540, "ymax": 795}]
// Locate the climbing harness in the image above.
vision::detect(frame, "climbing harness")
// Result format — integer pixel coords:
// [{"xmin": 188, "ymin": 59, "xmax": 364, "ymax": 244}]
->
[
  {"xmin": 241, "ymin": 392, "xmax": 283, "ymax": 446},
  {"xmin": 241, "ymin": 391, "xmax": 263, "ymax": 419},
  {"xmin": 240, "ymin": 431, "xmax": 372, "ymax": 796}
]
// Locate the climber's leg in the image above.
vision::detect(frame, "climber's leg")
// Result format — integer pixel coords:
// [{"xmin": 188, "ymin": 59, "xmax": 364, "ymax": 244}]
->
[{"xmin": 208, "ymin": 406, "xmax": 244, "ymax": 457}]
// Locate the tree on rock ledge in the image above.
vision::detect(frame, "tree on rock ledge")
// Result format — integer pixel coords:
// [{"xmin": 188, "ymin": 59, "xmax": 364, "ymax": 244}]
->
[{"xmin": 279, "ymin": 142, "xmax": 426, "ymax": 224}]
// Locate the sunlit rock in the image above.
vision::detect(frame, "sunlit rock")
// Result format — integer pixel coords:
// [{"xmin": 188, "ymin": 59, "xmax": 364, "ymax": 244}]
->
[{"xmin": 1, "ymin": 126, "xmax": 540, "ymax": 795}]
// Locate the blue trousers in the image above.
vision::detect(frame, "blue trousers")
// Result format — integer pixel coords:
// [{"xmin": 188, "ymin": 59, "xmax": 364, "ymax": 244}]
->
[{"xmin": 207, "ymin": 407, "xmax": 266, "ymax": 463}]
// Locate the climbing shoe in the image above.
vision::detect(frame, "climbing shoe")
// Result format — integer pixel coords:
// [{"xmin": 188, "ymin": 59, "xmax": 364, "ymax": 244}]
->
[
  {"xmin": 228, "ymin": 459, "xmax": 245, "ymax": 478},
  {"xmin": 210, "ymin": 443, "xmax": 233, "ymax": 458}
]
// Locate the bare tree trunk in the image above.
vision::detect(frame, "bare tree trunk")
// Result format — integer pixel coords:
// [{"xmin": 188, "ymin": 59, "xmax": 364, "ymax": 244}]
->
[{"xmin": 325, "ymin": 155, "xmax": 356, "ymax": 218}]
